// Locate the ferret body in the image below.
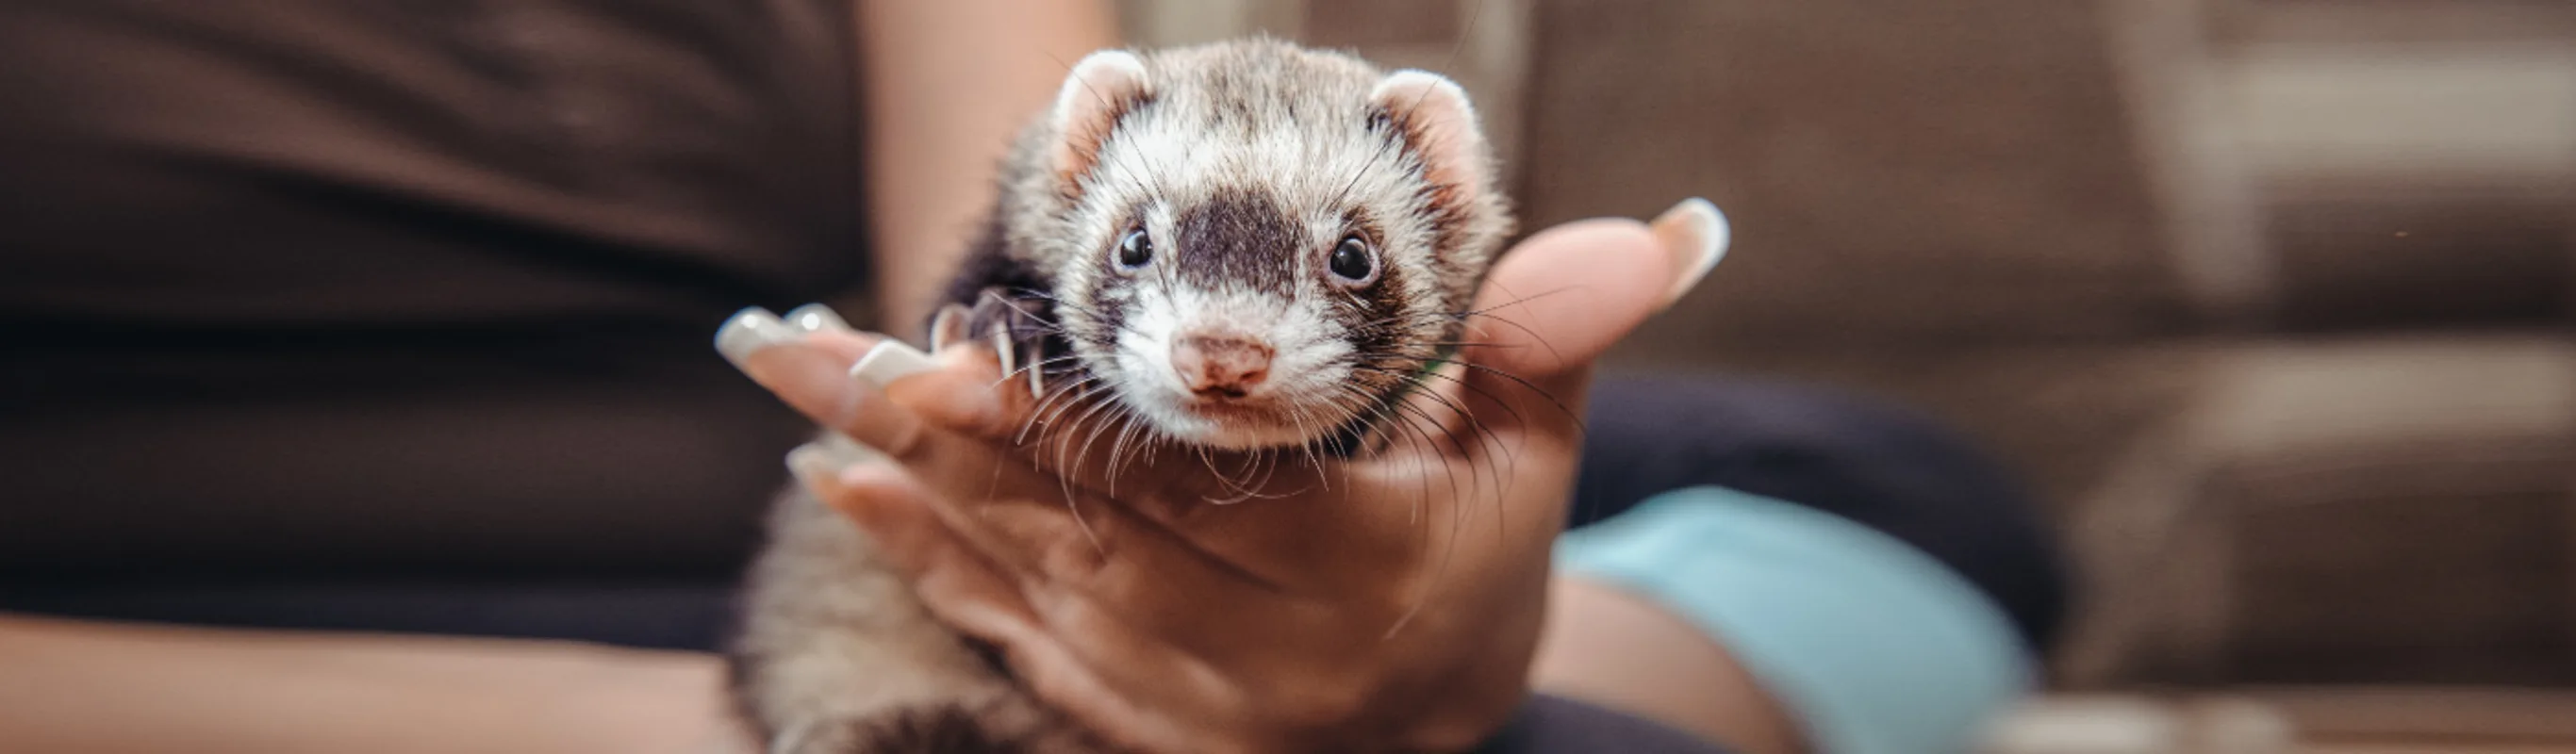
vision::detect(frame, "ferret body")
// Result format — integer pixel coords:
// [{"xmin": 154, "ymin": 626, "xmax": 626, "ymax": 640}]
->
[{"xmin": 730, "ymin": 39, "xmax": 1513, "ymax": 753}]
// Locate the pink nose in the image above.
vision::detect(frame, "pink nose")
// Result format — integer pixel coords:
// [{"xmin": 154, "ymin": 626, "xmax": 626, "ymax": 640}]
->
[{"xmin": 1170, "ymin": 333, "xmax": 1274, "ymax": 398}]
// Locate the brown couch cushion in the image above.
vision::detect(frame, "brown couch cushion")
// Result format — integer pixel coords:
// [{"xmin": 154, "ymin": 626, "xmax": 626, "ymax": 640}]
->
[
  {"xmin": 1518, "ymin": 0, "xmax": 2186, "ymax": 348},
  {"xmin": 2063, "ymin": 336, "xmax": 2576, "ymax": 686},
  {"xmin": 2266, "ymin": 180, "xmax": 2571, "ymax": 332}
]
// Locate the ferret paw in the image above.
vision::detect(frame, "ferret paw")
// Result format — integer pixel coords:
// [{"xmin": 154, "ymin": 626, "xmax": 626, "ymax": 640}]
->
[{"xmin": 965, "ymin": 287, "xmax": 1063, "ymax": 395}]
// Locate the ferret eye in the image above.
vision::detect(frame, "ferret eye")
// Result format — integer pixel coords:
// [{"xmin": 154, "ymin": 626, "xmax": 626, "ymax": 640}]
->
[
  {"xmin": 1115, "ymin": 227, "xmax": 1153, "ymax": 270},
  {"xmin": 1328, "ymin": 235, "xmax": 1378, "ymax": 286}
]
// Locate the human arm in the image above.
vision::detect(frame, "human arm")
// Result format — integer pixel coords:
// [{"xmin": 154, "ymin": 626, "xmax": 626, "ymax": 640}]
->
[
  {"xmin": 0, "ymin": 3, "xmax": 1116, "ymax": 752},
  {"xmin": 0, "ymin": 613, "xmax": 739, "ymax": 754},
  {"xmin": 854, "ymin": 0, "xmax": 1120, "ymax": 327}
]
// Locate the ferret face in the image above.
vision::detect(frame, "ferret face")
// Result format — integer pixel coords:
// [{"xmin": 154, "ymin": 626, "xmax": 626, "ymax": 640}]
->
[
  {"xmin": 1069, "ymin": 186, "xmax": 1429, "ymax": 450},
  {"xmin": 1036, "ymin": 41, "xmax": 1511, "ymax": 451}
]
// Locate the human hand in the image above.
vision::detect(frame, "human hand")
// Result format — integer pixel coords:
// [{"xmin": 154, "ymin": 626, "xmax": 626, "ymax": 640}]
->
[{"xmin": 721, "ymin": 199, "xmax": 1727, "ymax": 754}]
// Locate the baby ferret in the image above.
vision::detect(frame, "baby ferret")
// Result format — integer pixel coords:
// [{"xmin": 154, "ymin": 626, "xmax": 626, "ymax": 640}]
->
[{"xmin": 729, "ymin": 38, "xmax": 1514, "ymax": 754}]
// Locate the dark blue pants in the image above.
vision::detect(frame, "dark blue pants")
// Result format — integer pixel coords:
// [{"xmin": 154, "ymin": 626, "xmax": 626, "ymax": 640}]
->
[{"xmin": 1470, "ymin": 375, "xmax": 2068, "ymax": 753}]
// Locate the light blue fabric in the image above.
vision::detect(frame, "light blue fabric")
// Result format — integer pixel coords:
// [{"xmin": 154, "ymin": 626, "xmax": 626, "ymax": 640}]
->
[{"xmin": 1554, "ymin": 486, "xmax": 2033, "ymax": 754}]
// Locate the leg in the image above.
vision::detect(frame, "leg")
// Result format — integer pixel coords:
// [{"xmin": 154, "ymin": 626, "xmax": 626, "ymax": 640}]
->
[
  {"xmin": 1569, "ymin": 374, "xmax": 2068, "ymax": 650},
  {"xmin": 1504, "ymin": 375, "xmax": 2071, "ymax": 754}
]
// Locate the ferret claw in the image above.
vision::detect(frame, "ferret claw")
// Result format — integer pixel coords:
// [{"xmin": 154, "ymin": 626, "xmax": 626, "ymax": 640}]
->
[
  {"xmin": 927, "ymin": 303, "xmax": 973, "ymax": 354},
  {"xmin": 1022, "ymin": 336, "xmax": 1048, "ymax": 396},
  {"xmin": 960, "ymin": 287, "xmax": 1056, "ymax": 398},
  {"xmin": 990, "ymin": 321, "xmax": 1017, "ymax": 378}
]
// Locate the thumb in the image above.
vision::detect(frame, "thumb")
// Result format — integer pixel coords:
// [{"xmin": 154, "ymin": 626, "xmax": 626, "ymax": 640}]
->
[{"xmin": 1455, "ymin": 202, "xmax": 1721, "ymax": 425}]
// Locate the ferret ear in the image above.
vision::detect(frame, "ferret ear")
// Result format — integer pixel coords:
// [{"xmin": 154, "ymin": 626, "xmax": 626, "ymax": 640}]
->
[
  {"xmin": 1370, "ymin": 70, "xmax": 1493, "ymax": 198},
  {"xmin": 1050, "ymin": 49, "xmax": 1151, "ymax": 189}
]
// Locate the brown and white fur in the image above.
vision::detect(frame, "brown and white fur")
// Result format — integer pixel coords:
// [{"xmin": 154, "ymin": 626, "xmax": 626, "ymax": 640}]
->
[{"xmin": 729, "ymin": 38, "xmax": 1514, "ymax": 753}]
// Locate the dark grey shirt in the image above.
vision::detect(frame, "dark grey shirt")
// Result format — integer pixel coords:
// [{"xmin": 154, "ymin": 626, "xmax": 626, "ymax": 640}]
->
[{"xmin": 0, "ymin": 0, "xmax": 865, "ymax": 646}]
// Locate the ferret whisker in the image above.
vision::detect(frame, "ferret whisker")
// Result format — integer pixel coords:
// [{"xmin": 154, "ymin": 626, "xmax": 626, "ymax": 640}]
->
[
  {"xmin": 1025, "ymin": 380, "xmax": 1099, "ymax": 445},
  {"xmin": 1192, "ymin": 442, "xmax": 1296, "ymax": 505},
  {"xmin": 1394, "ymin": 378, "xmax": 1515, "ymax": 546},
  {"xmin": 1020, "ymin": 375, "xmax": 1106, "ymax": 448},
  {"xmin": 1445, "ymin": 360, "xmax": 1580, "ymax": 427},
  {"xmin": 1346, "ymin": 287, "xmax": 1578, "ymax": 336},
  {"xmin": 1061, "ymin": 381, "xmax": 1133, "ymax": 476},
  {"xmin": 1349, "ymin": 363, "xmax": 1522, "ymax": 461},
  {"xmin": 1328, "ymin": 126, "xmax": 1402, "ymax": 210},
  {"xmin": 1032, "ymin": 382, "xmax": 1108, "ymax": 474},
  {"xmin": 1457, "ymin": 287, "xmax": 1576, "ymax": 363},
  {"xmin": 1052, "ymin": 394, "xmax": 1124, "ymax": 553},
  {"xmin": 1105, "ymin": 411, "xmax": 1155, "ymax": 496},
  {"xmin": 979, "ymin": 287, "xmax": 1064, "ymax": 325},
  {"xmin": 994, "ymin": 353, "xmax": 1086, "ymax": 392},
  {"xmin": 1389, "ymin": 397, "xmax": 1473, "ymax": 501},
  {"xmin": 1367, "ymin": 392, "xmax": 1458, "ymax": 641},
  {"xmin": 1284, "ymin": 402, "xmax": 1329, "ymax": 490},
  {"xmin": 1193, "ymin": 447, "xmax": 1255, "ymax": 504}
]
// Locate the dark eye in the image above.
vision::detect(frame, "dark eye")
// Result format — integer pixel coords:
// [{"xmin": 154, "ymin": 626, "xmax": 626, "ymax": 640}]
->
[
  {"xmin": 1115, "ymin": 226, "xmax": 1153, "ymax": 270},
  {"xmin": 1328, "ymin": 235, "xmax": 1378, "ymax": 286}
]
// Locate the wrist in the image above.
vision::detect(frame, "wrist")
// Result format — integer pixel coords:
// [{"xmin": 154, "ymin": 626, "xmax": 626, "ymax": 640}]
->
[{"xmin": 1391, "ymin": 574, "xmax": 1553, "ymax": 753}]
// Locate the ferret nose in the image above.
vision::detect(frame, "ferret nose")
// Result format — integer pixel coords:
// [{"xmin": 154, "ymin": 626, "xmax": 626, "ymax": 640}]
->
[{"xmin": 1170, "ymin": 333, "xmax": 1274, "ymax": 398}]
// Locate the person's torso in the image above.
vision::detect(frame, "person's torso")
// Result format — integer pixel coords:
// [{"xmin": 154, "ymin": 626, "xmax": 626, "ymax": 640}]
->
[{"xmin": 0, "ymin": 0, "xmax": 865, "ymax": 589}]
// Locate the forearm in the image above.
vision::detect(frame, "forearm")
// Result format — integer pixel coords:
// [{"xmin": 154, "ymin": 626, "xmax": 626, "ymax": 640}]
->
[
  {"xmin": 0, "ymin": 613, "xmax": 735, "ymax": 754},
  {"xmin": 854, "ymin": 0, "xmax": 1119, "ymax": 327}
]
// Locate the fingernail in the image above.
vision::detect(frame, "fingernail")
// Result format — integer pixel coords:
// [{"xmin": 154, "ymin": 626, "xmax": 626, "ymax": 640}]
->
[
  {"xmin": 850, "ymin": 339, "xmax": 939, "ymax": 390},
  {"xmin": 784, "ymin": 303, "xmax": 853, "ymax": 335},
  {"xmin": 1651, "ymin": 197, "xmax": 1731, "ymax": 306},
  {"xmin": 785, "ymin": 443, "xmax": 850, "ymax": 494},
  {"xmin": 787, "ymin": 434, "xmax": 886, "ymax": 490},
  {"xmin": 818, "ymin": 432, "xmax": 885, "ymax": 464},
  {"xmin": 720, "ymin": 307, "xmax": 868, "ymax": 424},
  {"xmin": 714, "ymin": 307, "xmax": 796, "ymax": 369}
]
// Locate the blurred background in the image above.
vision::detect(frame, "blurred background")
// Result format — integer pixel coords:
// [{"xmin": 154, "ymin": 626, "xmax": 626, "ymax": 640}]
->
[
  {"xmin": 1115, "ymin": 0, "xmax": 2576, "ymax": 751},
  {"xmin": 6, "ymin": 0, "xmax": 2568, "ymax": 750}
]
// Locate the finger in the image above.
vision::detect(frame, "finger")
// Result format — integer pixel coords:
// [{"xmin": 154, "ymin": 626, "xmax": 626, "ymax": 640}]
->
[
  {"xmin": 966, "ymin": 483, "xmax": 1327, "ymax": 638},
  {"xmin": 1000, "ymin": 628, "xmax": 1207, "ymax": 754},
  {"xmin": 811, "ymin": 460, "xmax": 1245, "ymax": 754},
  {"xmin": 718, "ymin": 307, "xmax": 939, "ymax": 451},
  {"xmin": 807, "ymin": 453, "xmax": 1256, "ymax": 640},
  {"xmin": 790, "ymin": 456, "xmax": 1051, "ymax": 644},
  {"xmin": 1454, "ymin": 215, "xmax": 1676, "ymax": 430},
  {"xmin": 882, "ymin": 337, "xmax": 1031, "ymax": 440}
]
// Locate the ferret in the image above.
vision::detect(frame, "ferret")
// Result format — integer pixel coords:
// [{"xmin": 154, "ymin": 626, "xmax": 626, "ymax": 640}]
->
[{"xmin": 728, "ymin": 38, "xmax": 1514, "ymax": 754}]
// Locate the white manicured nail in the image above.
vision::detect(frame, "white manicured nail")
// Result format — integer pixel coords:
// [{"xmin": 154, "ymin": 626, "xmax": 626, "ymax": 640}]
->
[
  {"xmin": 783, "ymin": 303, "xmax": 852, "ymax": 335},
  {"xmin": 849, "ymin": 339, "xmax": 938, "ymax": 389},
  {"xmin": 715, "ymin": 307, "xmax": 796, "ymax": 369},
  {"xmin": 1652, "ymin": 197, "xmax": 1731, "ymax": 306},
  {"xmin": 785, "ymin": 434, "xmax": 884, "ymax": 490}
]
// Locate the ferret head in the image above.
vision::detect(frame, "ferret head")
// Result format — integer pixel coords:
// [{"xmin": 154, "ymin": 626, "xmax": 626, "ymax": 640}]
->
[{"xmin": 1019, "ymin": 40, "xmax": 1512, "ymax": 451}]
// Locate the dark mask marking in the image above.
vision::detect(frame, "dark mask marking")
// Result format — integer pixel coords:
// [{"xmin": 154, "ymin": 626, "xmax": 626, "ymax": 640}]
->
[{"xmin": 1173, "ymin": 188, "xmax": 1298, "ymax": 297}]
